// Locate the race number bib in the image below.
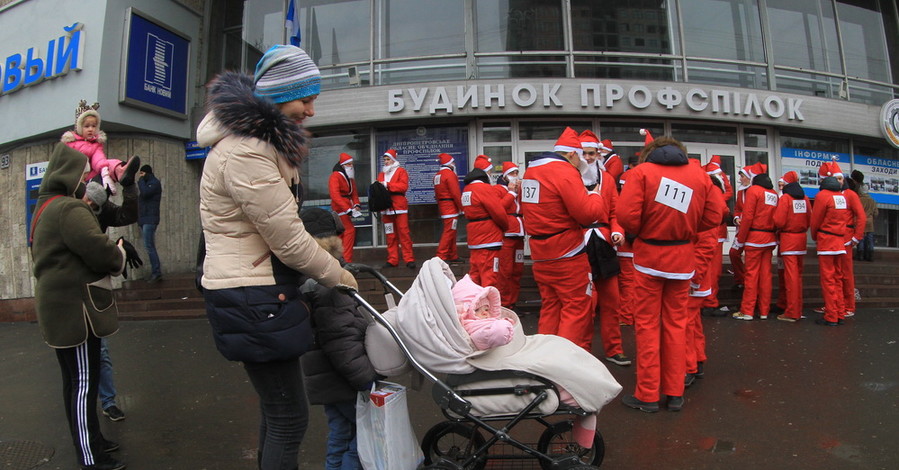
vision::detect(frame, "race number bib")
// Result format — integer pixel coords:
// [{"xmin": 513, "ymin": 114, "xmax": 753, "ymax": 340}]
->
[
  {"xmin": 451, "ymin": 218, "xmax": 458, "ymax": 230},
  {"xmin": 585, "ymin": 272, "xmax": 594, "ymax": 297},
  {"xmin": 654, "ymin": 177, "xmax": 693, "ymax": 214},
  {"xmin": 384, "ymin": 222, "xmax": 395, "ymax": 234},
  {"xmin": 492, "ymin": 257, "xmax": 500, "ymax": 272},
  {"xmin": 792, "ymin": 199, "xmax": 807, "ymax": 214},
  {"xmin": 461, "ymin": 191, "xmax": 472, "ymax": 206},
  {"xmin": 833, "ymin": 195, "xmax": 847, "ymax": 210},
  {"xmin": 514, "ymin": 249, "xmax": 524, "ymax": 264},
  {"xmin": 765, "ymin": 192, "xmax": 778, "ymax": 206},
  {"xmin": 434, "ymin": 174, "xmax": 441, "ymax": 185},
  {"xmin": 521, "ymin": 179, "xmax": 540, "ymax": 203}
]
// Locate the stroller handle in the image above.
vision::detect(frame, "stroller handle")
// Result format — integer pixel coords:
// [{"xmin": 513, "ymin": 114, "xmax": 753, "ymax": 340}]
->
[{"xmin": 344, "ymin": 263, "xmax": 404, "ymax": 298}]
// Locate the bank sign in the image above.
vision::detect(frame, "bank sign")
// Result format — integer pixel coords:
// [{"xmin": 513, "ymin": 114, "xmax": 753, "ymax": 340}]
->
[{"xmin": 121, "ymin": 8, "xmax": 189, "ymax": 118}]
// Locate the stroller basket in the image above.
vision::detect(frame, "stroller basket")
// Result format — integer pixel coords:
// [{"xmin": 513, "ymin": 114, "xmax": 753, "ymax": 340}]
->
[{"xmin": 345, "ymin": 260, "xmax": 607, "ymax": 470}]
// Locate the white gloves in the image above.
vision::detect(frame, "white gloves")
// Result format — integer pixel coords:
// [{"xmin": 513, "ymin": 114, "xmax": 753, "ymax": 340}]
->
[{"xmin": 101, "ymin": 167, "xmax": 117, "ymax": 195}]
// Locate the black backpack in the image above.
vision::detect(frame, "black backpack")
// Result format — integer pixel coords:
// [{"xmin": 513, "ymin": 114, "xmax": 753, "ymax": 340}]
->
[{"xmin": 367, "ymin": 182, "xmax": 393, "ymax": 212}]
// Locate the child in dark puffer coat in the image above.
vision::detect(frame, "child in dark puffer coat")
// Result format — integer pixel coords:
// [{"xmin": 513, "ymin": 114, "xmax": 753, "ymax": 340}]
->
[{"xmin": 299, "ymin": 207, "xmax": 379, "ymax": 470}]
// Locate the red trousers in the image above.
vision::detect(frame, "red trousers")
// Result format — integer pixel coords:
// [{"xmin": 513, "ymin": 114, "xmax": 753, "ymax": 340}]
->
[
  {"xmin": 435, "ymin": 217, "xmax": 458, "ymax": 261},
  {"xmin": 685, "ymin": 297, "xmax": 706, "ymax": 375},
  {"xmin": 841, "ymin": 251, "xmax": 856, "ymax": 314},
  {"xmin": 632, "ymin": 271, "xmax": 690, "ymax": 401},
  {"xmin": 383, "ymin": 213, "xmax": 415, "ymax": 265},
  {"xmin": 593, "ymin": 275, "xmax": 623, "ymax": 358},
  {"xmin": 729, "ymin": 246, "xmax": 745, "ymax": 284},
  {"xmin": 739, "ymin": 247, "xmax": 774, "ymax": 317},
  {"xmin": 780, "ymin": 255, "xmax": 804, "ymax": 319},
  {"xmin": 818, "ymin": 255, "xmax": 845, "ymax": 323},
  {"xmin": 338, "ymin": 213, "xmax": 356, "ymax": 263},
  {"xmin": 468, "ymin": 249, "xmax": 500, "ymax": 289},
  {"xmin": 775, "ymin": 258, "xmax": 786, "ymax": 310},
  {"xmin": 534, "ymin": 254, "xmax": 596, "ymax": 351},
  {"xmin": 498, "ymin": 237, "xmax": 524, "ymax": 308},
  {"xmin": 703, "ymin": 243, "xmax": 724, "ymax": 308},
  {"xmin": 616, "ymin": 256, "xmax": 635, "ymax": 325}
]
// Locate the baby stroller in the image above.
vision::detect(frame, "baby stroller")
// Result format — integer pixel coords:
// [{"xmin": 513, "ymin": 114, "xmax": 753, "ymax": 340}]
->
[{"xmin": 347, "ymin": 258, "xmax": 621, "ymax": 470}]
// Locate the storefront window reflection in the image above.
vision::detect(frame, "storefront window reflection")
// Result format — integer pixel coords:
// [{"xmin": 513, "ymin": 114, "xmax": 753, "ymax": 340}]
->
[
  {"xmin": 299, "ymin": 0, "xmax": 372, "ymax": 67},
  {"xmin": 681, "ymin": 0, "xmax": 764, "ymax": 62}
]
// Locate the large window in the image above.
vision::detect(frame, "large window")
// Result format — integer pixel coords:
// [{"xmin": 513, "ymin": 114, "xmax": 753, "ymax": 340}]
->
[
  {"xmin": 681, "ymin": 0, "xmax": 764, "ymax": 62},
  {"xmin": 300, "ymin": 0, "xmax": 372, "ymax": 67}
]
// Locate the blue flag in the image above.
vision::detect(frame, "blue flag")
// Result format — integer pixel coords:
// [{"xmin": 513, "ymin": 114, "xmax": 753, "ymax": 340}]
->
[{"xmin": 285, "ymin": 0, "xmax": 301, "ymax": 47}]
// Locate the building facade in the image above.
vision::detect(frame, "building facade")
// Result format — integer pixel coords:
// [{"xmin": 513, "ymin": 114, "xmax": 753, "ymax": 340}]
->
[{"xmin": 1, "ymin": 0, "xmax": 898, "ymax": 300}]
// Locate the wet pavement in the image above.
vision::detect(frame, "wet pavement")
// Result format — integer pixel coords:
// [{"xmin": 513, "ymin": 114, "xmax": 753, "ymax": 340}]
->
[{"xmin": 1, "ymin": 307, "xmax": 898, "ymax": 469}]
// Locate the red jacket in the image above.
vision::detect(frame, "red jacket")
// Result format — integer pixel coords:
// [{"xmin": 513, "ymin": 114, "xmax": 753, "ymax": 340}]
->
[
  {"xmin": 774, "ymin": 189, "xmax": 811, "ymax": 255},
  {"xmin": 843, "ymin": 189, "xmax": 866, "ymax": 245},
  {"xmin": 717, "ymin": 173, "xmax": 733, "ymax": 242},
  {"xmin": 328, "ymin": 170, "xmax": 359, "ymax": 216},
  {"xmin": 433, "ymin": 166, "xmax": 462, "ymax": 218},
  {"xmin": 811, "ymin": 189, "xmax": 852, "ymax": 254},
  {"xmin": 521, "ymin": 153, "xmax": 606, "ymax": 261},
  {"xmin": 462, "ymin": 180, "xmax": 508, "ymax": 249},
  {"xmin": 603, "ymin": 152, "xmax": 624, "ymax": 188},
  {"xmin": 735, "ymin": 185, "xmax": 778, "ymax": 248},
  {"xmin": 616, "ymin": 170, "xmax": 635, "ymax": 257},
  {"xmin": 377, "ymin": 167, "xmax": 409, "ymax": 215},
  {"xmin": 497, "ymin": 185, "xmax": 524, "ymax": 237},
  {"xmin": 617, "ymin": 158, "xmax": 725, "ymax": 279},
  {"xmin": 586, "ymin": 170, "xmax": 623, "ymax": 243}
]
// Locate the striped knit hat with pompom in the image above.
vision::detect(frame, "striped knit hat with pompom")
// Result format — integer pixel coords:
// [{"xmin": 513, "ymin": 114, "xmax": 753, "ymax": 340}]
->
[{"xmin": 254, "ymin": 45, "xmax": 321, "ymax": 103}]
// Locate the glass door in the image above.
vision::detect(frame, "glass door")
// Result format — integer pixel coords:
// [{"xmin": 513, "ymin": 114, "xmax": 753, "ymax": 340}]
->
[{"xmin": 683, "ymin": 144, "xmax": 740, "ymax": 244}]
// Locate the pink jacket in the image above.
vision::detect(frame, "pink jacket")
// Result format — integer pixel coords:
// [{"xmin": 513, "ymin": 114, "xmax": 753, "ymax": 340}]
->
[
  {"xmin": 61, "ymin": 130, "xmax": 120, "ymax": 182},
  {"xmin": 452, "ymin": 274, "xmax": 513, "ymax": 350}
]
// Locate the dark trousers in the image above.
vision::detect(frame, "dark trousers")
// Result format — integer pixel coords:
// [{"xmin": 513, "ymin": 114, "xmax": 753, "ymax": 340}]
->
[
  {"xmin": 857, "ymin": 232, "xmax": 874, "ymax": 261},
  {"xmin": 56, "ymin": 334, "xmax": 104, "ymax": 467},
  {"xmin": 243, "ymin": 358, "xmax": 308, "ymax": 470}
]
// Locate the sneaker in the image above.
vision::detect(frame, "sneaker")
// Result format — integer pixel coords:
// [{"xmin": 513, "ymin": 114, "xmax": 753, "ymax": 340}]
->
[
  {"xmin": 103, "ymin": 405, "xmax": 125, "ymax": 422},
  {"xmin": 695, "ymin": 361, "xmax": 704, "ymax": 379},
  {"xmin": 381, "ymin": 262, "xmax": 397, "ymax": 269},
  {"xmin": 709, "ymin": 306, "xmax": 730, "ymax": 317},
  {"xmin": 81, "ymin": 456, "xmax": 126, "ymax": 470},
  {"xmin": 406, "ymin": 261, "xmax": 417, "ymax": 269},
  {"xmin": 605, "ymin": 353, "xmax": 632, "ymax": 366},
  {"xmin": 777, "ymin": 314, "xmax": 798, "ymax": 323},
  {"xmin": 813, "ymin": 307, "xmax": 825, "ymax": 314},
  {"xmin": 667, "ymin": 395, "xmax": 684, "ymax": 412},
  {"xmin": 684, "ymin": 373, "xmax": 696, "ymax": 388},
  {"xmin": 815, "ymin": 318, "xmax": 843, "ymax": 327},
  {"xmin": 759, "ymin": 315, "xmax": 768, "ymax": 320},
  {"xmin": 844, "ymin": 311, "xmax": 855, "ymax": 318},
  {"xmin": 102, "ymin": 439, "xmax": 120, "ymax": 453},
  {"xmin": 732, "ymin": 312, "xmax": 753, "ymax": 321},
  {"xmin": 621, "ymin": 394, "xmax": 659, "ymax": 413}
]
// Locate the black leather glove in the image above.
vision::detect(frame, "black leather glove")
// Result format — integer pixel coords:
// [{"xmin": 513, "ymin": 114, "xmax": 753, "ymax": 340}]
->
[{"xmin": 118, "ymin": 237, "xmax": 143, "ymax": 278}]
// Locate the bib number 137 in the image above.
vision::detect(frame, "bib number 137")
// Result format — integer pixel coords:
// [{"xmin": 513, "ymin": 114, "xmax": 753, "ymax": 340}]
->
[
  {"xmin": 654, "ymin": 177, "xmax": 693, "ymax": 214},
  {"xmin": 521, "ymin": 180, "xmax": 540, "ymax": 203}
]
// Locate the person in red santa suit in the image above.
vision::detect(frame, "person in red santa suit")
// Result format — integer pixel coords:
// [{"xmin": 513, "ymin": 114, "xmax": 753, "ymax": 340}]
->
[
  {"xmin": 700, "ymin": 155, "xmax": 733, "ymax": 316},
  {"xmin": 377, "ymin": 149, "xmax": 416, "ymax": 269},
  {"xmin": 473, "ymin": 154, "xmax": 493, "ymax": 174},
  {"xmin": 461, "ymin": 166, "xmax": 509, "ymax": 288},
  {"xmin": 498, "ymin": 161, "xmax": 525, "ymax": 309},
  {"xmin": 773, "ymin": 171, "xmax": 811, "ymax": 322},
  {"xmin": 728, "ymin": 164, "xmax": 760, "ymax": 289},
  {"xmin": 579, "ymin": 130, "xmax": 630, "ymax": 366},
  {"xmin": 329, "ymin": 153, "xmax": 362, "ymax": 262},
  {"xmin": 433, "ymin": 152, "xmax": 463, "ymax": 263},
  {"xmin": 616, "ymin": 134, "xmax": 725, "ymax": 413},
  {"xmin": 810, "ymin": 161, "xmax": 853, "ymax": 326},
  {"xmin": 839, "ymin": 167, "xmax": 865, "ymax": 318},
  {"xmin": 731, "ymin": 164, "xmax": 778, "ymax": 321},
  {"xmin": 521, "ymin": 127, "xmax": 607, "ymax": 351},
  {"xmin": 685, "ymin": 169, "xmax": 728, "ymax": 386},
  {"xmin": 598, "ymin": 139, "xmax": 624, "ymax": 189}
]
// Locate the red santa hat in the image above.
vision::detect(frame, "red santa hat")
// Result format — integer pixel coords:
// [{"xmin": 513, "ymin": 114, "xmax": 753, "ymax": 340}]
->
[
  {"xmin": 639, "ymin": 129, "xmax": 654, "ymax": 147},
  {"xmin": 474, "ymin": 154, "xmax": 492, "ymax": 171},
  {"xmin": 739, "ymin": 162, "xmax": 768, "ymax": 180},
  {"xmin": 554, "ymin": 127, "xmax": 583, "ymax": 155},
  {"xmin": 779, "ymin": 171, "xmax": 799, "ymax": 185},
  {"xmin": 338, "ymin": 153, "xmax": 353, "ymax": 166},
  {"xmin": 578, "ymin": 130, "xmax": 600, "ymax": 149},
  {"xmin": 705, "ymin": 155, "xmax": 723, "ymax": 175},
  {"xmin": 501, "ymin": 161, "xmax": 519, "ymax": 178},
  {"xmin": 818, "ymin": 159, "xmax": 843, "ymax": 178},
  {"xmin": 599, "ymin": 139, "xmax": 614, "ymax": 153},
  {"xmin": 382, "ymin": 149, "xmax": 398, "ymax": 163},
  {"xmin": 437, "ymin": 153, "xmax": 454, "ymax": 165}
]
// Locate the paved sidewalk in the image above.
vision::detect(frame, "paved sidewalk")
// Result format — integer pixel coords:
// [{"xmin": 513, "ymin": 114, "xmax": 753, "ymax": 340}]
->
[{"xmin": 1, "ymin": 308, "xmax": 897, "ymax": 469}]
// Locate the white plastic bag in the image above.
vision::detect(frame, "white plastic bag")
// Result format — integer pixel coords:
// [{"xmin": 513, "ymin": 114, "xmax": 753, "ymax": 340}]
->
[{"xmin": 356, "ymin": 381, "xmax": 424, "ymax": 470}]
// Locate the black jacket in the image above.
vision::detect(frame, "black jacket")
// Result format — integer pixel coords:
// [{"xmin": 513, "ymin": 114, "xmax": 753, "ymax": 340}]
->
[
  {"xmin": 300, "ymin": 279, "xmax": 378, "ymax": 405},
  {"xmin": 138, "ymin": 172, "xmax": 162, "ymax": 225}
]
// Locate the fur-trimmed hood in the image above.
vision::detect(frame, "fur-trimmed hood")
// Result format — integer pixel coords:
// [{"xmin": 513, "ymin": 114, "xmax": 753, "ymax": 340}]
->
[
  {"xmin": 61, "ymin": 129, "xmax": 107, "ymax": 145},
  {"xmin": 198, "ymin": 71, "xmax": 309, "ymax": 167}
]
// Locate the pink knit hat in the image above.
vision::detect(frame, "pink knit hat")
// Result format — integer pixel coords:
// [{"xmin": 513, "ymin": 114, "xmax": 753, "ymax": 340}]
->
[{"xmin": 451, "ymin": 274, "xmax": 501, "ymax": 320}]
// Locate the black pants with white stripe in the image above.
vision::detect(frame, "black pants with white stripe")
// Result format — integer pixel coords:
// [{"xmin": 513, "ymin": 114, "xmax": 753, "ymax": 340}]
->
[{"xmin": 55, "ymin": 334, "xmax": 104, "ymax": 467}]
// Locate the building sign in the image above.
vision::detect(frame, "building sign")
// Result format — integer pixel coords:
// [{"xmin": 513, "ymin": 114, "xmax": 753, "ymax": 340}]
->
[
  {"xmin": 185, "ymin": 141, "xmax": 209, "ymax": 160},
  {"xmin": 120, "ymin": 8, "xmax": 190, "ymax": 118},
  {"xmin": 388, "ymin": 83, "xmax": 805, "ymax": 122},
  {"xmin": 25, "ymin": 162, "xmax": 49, "ymax": 242},
  {"xmin": 852, "ymin": 155, "xmax": 899, "ymax": 205},
  {"xmin": 780, "ymin": 147, "xmax": 851, "ymax": 199},
  {"xmin": 1, "ymin": 23, "xmax": 84, "ymax": 96},
  {"xmin": 880, "ymin": 99, "xmax": 899, "ymax": 149},
  {"xmin": 781, "ymin": 147, "xmax": 899, "ymax": 205},
  {"xmin": 376, "ymin": 126, "xmax": 468, "ymax": 205}
]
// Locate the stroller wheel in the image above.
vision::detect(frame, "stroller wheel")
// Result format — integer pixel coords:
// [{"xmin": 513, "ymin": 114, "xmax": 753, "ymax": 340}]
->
[
  {"xmin": 537, "ymin": 420, "xmax": 605, "ymax": 469},
  {"xmin": 421, "ymin": 421, "xmax": 487, "ymax": 470}
]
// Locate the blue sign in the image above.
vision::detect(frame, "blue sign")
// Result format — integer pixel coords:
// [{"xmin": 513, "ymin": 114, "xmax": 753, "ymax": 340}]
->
[
  {"xmin": 121, "ymin": 9, "xmax": 189, "ymax": 118},
  {"xmin": 25, "ymin": 162, "xmax": 48, "ymax": 242},
  {"xmin": 185, "ymin": 141, "xmax": 209, "ymax": 160},
  {"xmin": 376, "ymin": 126, "xmax": 469, "ymax": 205}
]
